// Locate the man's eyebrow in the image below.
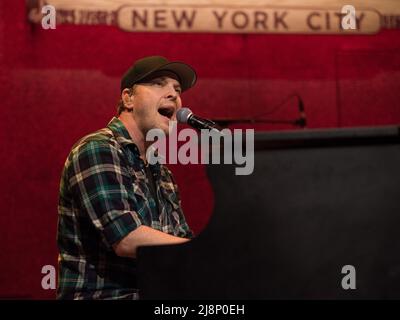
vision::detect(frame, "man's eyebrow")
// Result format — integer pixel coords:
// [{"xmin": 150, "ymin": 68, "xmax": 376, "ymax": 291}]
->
[{"xmin": 149, "ymin": 76, "xmax": 181, "ymax": 89}]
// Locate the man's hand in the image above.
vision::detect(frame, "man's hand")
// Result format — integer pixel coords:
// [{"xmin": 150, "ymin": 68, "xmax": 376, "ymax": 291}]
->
[{"xmin": 113, "ymin": 225, "xmax": 190, "ymax": 258}]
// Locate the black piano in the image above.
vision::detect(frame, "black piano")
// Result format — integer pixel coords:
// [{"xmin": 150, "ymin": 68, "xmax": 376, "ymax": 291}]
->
[{"xmin": 137, "ymin": 126, "xmax": 400, "ymax": 299}]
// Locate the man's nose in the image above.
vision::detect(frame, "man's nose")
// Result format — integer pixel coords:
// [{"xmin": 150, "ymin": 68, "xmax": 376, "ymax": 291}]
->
[{"xmin": 165, "ymin": 85, "xmax": 178, "ymax": 101}]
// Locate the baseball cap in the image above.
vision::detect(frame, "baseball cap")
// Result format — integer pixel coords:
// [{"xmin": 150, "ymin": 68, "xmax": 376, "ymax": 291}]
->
[{"xmin": 120, "ymin": 55, "xmax": 197, "ymax": 92}]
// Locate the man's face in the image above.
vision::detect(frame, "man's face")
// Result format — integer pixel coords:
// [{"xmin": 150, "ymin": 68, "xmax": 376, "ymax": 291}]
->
[{"xmin": 130, "ymin": 76, "xmax": 182, "ymax": 136}]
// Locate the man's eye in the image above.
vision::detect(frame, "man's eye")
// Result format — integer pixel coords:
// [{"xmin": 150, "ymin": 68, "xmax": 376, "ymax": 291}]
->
[
  {"xmin": 151, "ymin": 80, "xmax": 163, "ymax": 86},
  {"xmin": 175, "ymin": 88, "xmax": 182, "ymax": 94}
]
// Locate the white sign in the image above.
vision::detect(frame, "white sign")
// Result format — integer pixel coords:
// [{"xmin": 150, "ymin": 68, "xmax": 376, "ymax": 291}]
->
[
  {"xmin": 117, "ymin": 5, "xmax": 379, "ymax": 34},
  {"xmin": 26, "ymin": 0, "xmax": 400, "ymax": 34}
]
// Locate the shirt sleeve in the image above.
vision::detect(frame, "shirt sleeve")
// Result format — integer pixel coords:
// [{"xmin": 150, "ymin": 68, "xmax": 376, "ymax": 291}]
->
[{"xmin": 66, "ymin": 140, "xmax": 143, "ymax": 248}]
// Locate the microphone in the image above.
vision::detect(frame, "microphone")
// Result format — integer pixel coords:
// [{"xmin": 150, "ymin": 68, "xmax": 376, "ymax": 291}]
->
[{"xmin": 177, "ymin": 108, "xmax": 220, "ymax": 131}]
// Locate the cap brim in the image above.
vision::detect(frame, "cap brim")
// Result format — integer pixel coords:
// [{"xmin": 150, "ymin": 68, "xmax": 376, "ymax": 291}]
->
[{"xmin": 121, "ymin": 59, "xmax": 197, "ymax": 92}]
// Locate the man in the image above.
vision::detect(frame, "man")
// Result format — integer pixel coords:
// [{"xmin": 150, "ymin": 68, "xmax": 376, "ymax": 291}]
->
[{"xmin": 57, "ymin": 56, "xmax": 197, "ymax": 300}]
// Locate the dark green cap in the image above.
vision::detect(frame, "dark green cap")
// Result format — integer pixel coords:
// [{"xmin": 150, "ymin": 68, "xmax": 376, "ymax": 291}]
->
[{"xmin": 120, "ymin": 55, "xmax": 197, "ymax": 92}]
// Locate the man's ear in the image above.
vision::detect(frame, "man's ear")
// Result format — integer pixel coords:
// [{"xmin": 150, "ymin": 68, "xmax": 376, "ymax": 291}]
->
[{"xmin": 121, "ymin": 88, "xmax": 133, "ymax": 105}]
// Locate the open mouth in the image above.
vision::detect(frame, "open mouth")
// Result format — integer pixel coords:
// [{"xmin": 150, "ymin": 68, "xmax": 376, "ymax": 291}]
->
[{"xmin": 158, "ymin": 106, "xmax": 175, "ymax": 120}]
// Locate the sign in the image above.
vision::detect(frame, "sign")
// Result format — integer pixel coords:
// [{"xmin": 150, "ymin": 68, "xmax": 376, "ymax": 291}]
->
[{"xmin": 26, "ymin": 0, "xmax": 400, "ymax": 34}]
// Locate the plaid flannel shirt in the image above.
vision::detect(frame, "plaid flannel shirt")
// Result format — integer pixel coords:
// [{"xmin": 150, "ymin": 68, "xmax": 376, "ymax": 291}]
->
[{"xmin": 56, "ymin": 117, "xmax": 193, "ymax": 300}]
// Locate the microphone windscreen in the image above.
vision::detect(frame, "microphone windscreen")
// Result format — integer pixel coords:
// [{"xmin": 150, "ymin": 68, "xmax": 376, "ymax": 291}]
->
[{"xmin": 176, "ymin": 107, "xmax": 193, "ymax": 124}]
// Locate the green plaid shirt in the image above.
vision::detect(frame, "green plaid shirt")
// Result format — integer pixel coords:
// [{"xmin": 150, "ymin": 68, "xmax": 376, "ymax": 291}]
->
[{"xmin": 57, "ymin": 117, "xmax": 193, "ymax": 300}]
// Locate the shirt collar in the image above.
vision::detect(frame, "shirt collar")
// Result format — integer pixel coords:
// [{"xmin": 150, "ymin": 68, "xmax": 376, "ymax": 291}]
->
[
  {"xmin": 107, "ymin": 117, "xmax": 138, "ymax": 149},
  {"xmin": 107, "ymin": 117, "xmax": 161, "ymax": 170}
]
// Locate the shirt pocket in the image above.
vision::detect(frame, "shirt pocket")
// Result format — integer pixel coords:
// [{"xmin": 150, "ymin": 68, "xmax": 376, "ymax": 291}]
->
[
  {"xmin": 159, "ymin": 180, "xmax": 181, "ymax": 212},
  {"xmin": 129, "ymin": 169, "xmax": 153, "ymax": 225},
  {"xmin": 159, "ymin": 181, "xmax": 183, "ymax": 235}
]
